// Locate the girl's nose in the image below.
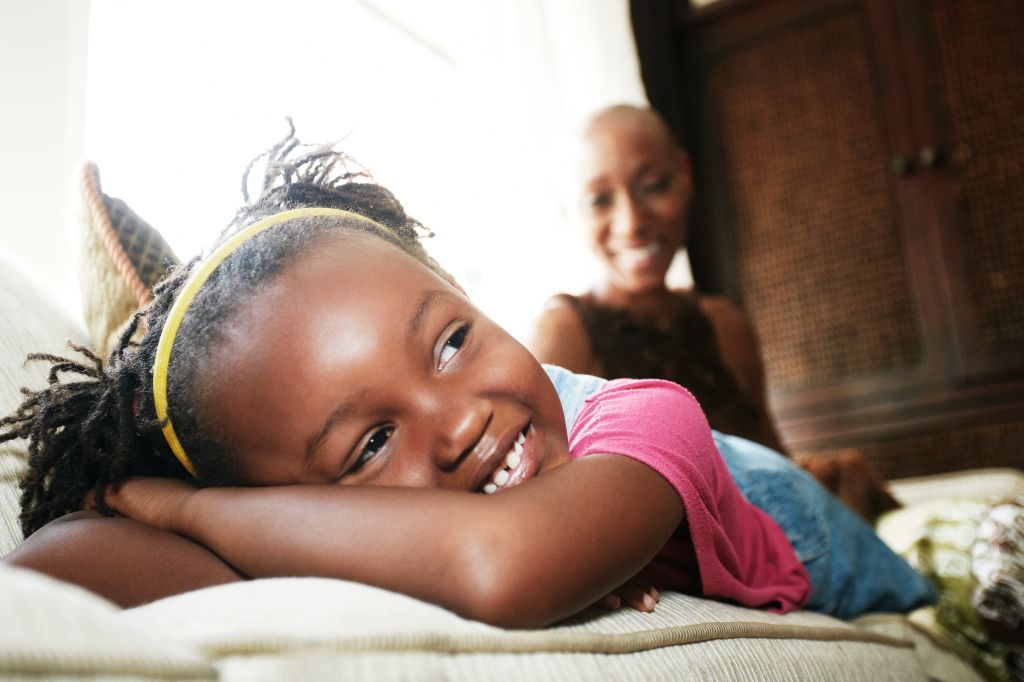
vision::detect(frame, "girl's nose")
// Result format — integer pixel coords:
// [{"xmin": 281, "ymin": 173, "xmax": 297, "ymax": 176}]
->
[{"xmin": 430, "ymin": 395, "xmax": 491, "ymax": 474}]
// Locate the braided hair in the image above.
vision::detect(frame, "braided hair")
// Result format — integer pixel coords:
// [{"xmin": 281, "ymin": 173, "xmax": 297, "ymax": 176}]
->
[{"xmin": 0, "ymin": 121, "xmax": 448, "ymax": 536}]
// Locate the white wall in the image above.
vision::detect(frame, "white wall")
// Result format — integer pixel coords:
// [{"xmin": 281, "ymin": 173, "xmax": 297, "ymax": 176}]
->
[
  {"xmin": 0, "ymin": 0, "xmax": 89, "ymax": 314},
  {"xmin": 0, "ymin": 0, "xmax": 666, "ymax": 337},
  {"xmin": 75, "ymin": 0, "xmax": 651, "ymax": 341}
]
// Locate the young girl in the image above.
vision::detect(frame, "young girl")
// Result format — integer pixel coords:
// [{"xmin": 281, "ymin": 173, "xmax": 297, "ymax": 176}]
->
[{"xmin": 0, "ymin": 129, "xmax": 934, "ymax": 628}]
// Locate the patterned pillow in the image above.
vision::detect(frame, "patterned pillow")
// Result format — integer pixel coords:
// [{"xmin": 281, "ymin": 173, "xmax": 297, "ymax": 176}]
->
[
  {"xmin": 880, "ymin": 495, "xmax": 1024, "ymax": 680},
  {"xmin": 78, "ymin": 161, "xmax": 179, "ymax": 358}
]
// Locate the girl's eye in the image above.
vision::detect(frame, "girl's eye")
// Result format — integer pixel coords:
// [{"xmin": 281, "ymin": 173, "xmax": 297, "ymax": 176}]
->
[
  {"xmin": 438, "ymin": 323, "xmax": 470, "ymax": 369},
  {"xmin": 348, "ymin": 426, "xmax": 393, "ymax": 475}
]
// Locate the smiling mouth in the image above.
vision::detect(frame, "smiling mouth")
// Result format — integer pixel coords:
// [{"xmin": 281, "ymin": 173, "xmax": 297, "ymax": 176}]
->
[
  {"xmin": 481, "ymin": 426, "xmax": 529, "ymax": 494},
  {"xmin": 614, "ymin": 239, "xmax": 665, "ymax": 269}
]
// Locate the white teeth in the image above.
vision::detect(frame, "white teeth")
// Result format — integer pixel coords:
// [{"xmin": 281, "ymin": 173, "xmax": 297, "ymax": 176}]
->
[
  {"xmin": 617, "ymin": 240, "xmax": 664, "ymax": 269},
  {"xmin": 484, "ymin": 430, "xmax": 527, "ymax": 494}
]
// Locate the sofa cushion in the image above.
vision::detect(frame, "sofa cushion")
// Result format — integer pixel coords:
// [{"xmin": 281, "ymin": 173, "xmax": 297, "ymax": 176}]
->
[
  {"xmin": 0, "ymin": 564, "xmax": 213, "ymax": 680},
  {"xmin": 119, "ymin": 576, "xmax": 957, "ymax": 681},
  {"xmin": 0, "ymin": 252, "xmax": 89, "ymax": 557},
  {"xmin": 0, "ymin": 558, "xmax": 983, "ymax": 682},
  {"xmin": 77, "ymin": 161, "xmax": 178, "ymax": 359}
]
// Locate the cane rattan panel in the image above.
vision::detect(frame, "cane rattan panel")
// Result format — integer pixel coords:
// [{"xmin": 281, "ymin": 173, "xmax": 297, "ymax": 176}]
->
[
  {"xmin": 795, "ymin": 418, "xmax": 1024, "ymax": 480},
  {"xmin": 927, "ymin": 0, "xmax": 1024, "ymax": 350},
  {"xmin": 706, "ymin": 10, "xmax": 922, "ymax": 392}
]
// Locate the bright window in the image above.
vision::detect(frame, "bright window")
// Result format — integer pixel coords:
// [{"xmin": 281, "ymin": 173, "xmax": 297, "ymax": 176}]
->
[{"xmin": 84, "ymin": 0, "xmax": 647, "ymax": 340}]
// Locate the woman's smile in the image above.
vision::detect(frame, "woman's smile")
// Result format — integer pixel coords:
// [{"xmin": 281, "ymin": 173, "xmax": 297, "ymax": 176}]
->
[{"xmin": 611, "ymin": 237, "xmax": 669, "ymax": 273}]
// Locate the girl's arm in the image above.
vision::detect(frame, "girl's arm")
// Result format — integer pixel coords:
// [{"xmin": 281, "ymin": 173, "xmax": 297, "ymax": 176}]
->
[
  {"xmin": 106, "ymin": 454, "xmax": 682, "ymax": 628},
  {"xmin": 3, "ymin": 511, "xmax": 244, "ymax": 607}
]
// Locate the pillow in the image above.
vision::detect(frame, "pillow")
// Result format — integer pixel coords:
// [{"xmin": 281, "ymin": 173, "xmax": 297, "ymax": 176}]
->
[
  {"xmin": 0, "ymin": 564, "xmax": 213, "ymax": 679},
  {"xmin": 0, "ymin": 564, "xmax": 938, "ymax": 681},
  {"xmin": 122, "ymin": 577, "xmax": 931, "ymax": 681},
  {"xmin": 0, "ymin": 251, "xmax": 90, "ymax": 556},
  {"xmin": 78, "ymin": 161, "xmax": 179, "ymax": 359},
  {"xmin": 878, "ymin": 495, "xmax": 1024, "ymax": 680}
]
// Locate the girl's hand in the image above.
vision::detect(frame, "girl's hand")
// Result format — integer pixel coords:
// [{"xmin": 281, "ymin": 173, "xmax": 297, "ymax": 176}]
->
[
  {"xmin": 100, "ymin": 477, "xmax": 199, "ymax": 533},
  {"xmin": 595, "ymin": 574, "xmax": 661, "ymax": 613}
]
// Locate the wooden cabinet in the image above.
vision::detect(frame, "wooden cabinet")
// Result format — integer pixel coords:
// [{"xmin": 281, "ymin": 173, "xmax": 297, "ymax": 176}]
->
[{"xmin": 645, "ymin": 0, "xmax": 1024, "ymax": 476}]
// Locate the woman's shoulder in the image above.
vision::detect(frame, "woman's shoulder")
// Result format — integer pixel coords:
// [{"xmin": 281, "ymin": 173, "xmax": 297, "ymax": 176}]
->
[
  {"xmin": 529, "ymin": 293, "xmax": 602, "ymax": 375},
  {"xmin": 692, "ymin": 292, "xmax": 747, "ymax": 324},
  {"xmin": 538, "ymin": 291, "xmax": 588, "ymax": 315},
  {"xmin": 533, "ymin": 292, "xmax": 590, "ymax": 342},
  {"xmin": 693, "ymin": 293, "xmax": 760, "ymax": 348},
  {"xmin": 689, "ymin": 293, "xmax": 769, "ymax": 419}
]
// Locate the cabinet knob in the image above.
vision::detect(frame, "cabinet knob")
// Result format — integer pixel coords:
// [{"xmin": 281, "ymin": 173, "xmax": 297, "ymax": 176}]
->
[{"xmin": 918, "ymin": 146, "xmax": 942, "ymax": 167}]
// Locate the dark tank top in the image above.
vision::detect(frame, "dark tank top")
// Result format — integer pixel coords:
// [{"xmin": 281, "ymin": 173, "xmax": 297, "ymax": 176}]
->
[{"xmin": 558, "ymin": 292, "xmax": 766, "ymax": 447}]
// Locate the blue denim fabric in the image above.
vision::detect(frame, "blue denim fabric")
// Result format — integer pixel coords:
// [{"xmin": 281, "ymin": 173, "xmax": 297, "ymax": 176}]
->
[
  {"xmin": 713, "ymin": 432, "xmax": 936, "ymax": 618},
  {"xmin": 542, "ymin": 364, "xmax": 938, "ymax": 618}
]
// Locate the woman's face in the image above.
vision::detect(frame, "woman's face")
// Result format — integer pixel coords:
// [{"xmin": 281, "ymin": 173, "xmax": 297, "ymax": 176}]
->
[
  {"xmin": 574, "ymin": 121, "xmax": 692, "ymax": 294},
  {"xmin": 205, "ymin": 232, "xmax": 571, "ymax": 493}
]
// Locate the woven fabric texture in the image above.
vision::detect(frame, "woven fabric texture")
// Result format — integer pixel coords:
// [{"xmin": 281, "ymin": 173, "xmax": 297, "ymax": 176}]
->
[{"xmin": 78, "ymin": 161, "xmax": 178, "ymax": 359}]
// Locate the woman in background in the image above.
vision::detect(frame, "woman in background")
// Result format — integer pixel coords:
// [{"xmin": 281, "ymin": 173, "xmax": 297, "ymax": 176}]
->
[{"xmin": 528, "ymin": 104, "xmax": 899, "ymax": 522}]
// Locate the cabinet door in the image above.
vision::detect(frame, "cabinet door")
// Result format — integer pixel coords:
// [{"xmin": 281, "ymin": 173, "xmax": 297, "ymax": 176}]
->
[
  {"xmin": 903, "ymin": 0, "xmax": 1024, "ymax": 380},
  {"xmin": 678, "ymin": 0, "xmax": 1024, "ymax": 476}
]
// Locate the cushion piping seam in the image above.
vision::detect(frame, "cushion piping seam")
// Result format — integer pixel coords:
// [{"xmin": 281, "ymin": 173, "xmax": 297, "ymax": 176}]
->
[{"xmin": 81, "ymin": 161, "xmax": 152, "ymax": 306}]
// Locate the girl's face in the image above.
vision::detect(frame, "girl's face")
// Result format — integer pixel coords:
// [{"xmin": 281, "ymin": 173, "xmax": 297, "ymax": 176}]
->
[
  {"xmin": 205, "ymin": 233, "xmax": 571, "ymax": 493},
  {"xmin": 575, "ymin": 122, "xmax": 692, "ymax": 294}
]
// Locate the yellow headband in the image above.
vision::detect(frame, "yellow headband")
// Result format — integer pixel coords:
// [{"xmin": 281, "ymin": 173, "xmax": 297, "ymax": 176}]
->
[{"xmin": 152, "ymin": 207, "xmax": 390, "ymax": 478}]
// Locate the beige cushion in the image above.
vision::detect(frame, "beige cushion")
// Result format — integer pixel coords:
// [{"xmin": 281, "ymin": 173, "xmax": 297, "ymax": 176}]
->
[
  {"xmin": 0, "ymin": 560, "xmax": 981, "ymax": 681},
  {"xmin": 0, "ymin": 251, "xmax": 89, "ymax": 557},
  {"xmin": 77, "ymin": 161, "xmax": 178, "ymax": 359},
  {"xmin": 888, "ymin": 467, "xmax": 1024, "ymax": 508},
  {"xmin": 119, "ymin": 576, "xmax": 955, "ymax": 681},
  {"xmin": 0, "ymin": 564, "xmax": 213, "ymax": 680}
]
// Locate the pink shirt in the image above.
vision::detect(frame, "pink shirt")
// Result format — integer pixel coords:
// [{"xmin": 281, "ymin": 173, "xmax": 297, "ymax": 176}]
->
[{"xmin": 568, "ymin": 379, "xmax": 811, "ymax": 613}]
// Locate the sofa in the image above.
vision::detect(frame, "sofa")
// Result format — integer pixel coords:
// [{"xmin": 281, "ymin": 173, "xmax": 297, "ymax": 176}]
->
[{"xmin": 0, "ymin": 163, "xmax": 1019, "ymax": 681}]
